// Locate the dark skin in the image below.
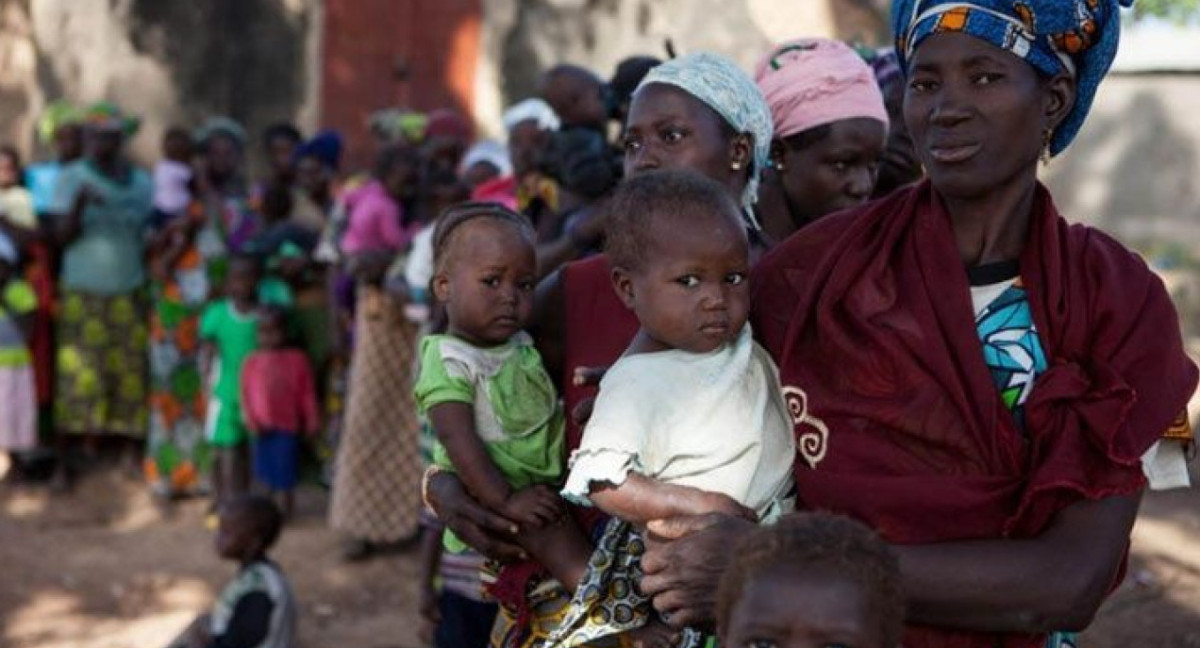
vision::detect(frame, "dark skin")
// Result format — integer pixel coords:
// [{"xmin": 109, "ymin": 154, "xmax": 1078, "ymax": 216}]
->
[
  {"xmin": 635, "ymin": 34, "xmax": 1136, "ymax": 635},
  {"xmin": 719, "ymin": 568, "xmax": 884, "ymax": 648},
  {"xmin": 756, "ymin": 118, "xmax": 885, "ymax": 243},
  {"xmin": 424, "ymin": 82, "xmax": 755, "ymax": 561},
  {"xmin": 55, "ymin": 129, "xmax": 129, "ymax": 247},
  {"xmin": 873, "ymin": 68, "xmax": 924, "ymax": 198},
  {"xmin": 429, "ymin": 218, "xmax": 593, "ymax": 589},
  {"xmin": 539, "ymin": 64, "xmax": 610, "ymax": 132}
]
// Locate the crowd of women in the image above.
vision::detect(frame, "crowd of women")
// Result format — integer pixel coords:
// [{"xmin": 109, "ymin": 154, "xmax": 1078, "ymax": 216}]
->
[{"xmin": 1, "ymin": 1, "xmax": 1197, "ymax": 647}]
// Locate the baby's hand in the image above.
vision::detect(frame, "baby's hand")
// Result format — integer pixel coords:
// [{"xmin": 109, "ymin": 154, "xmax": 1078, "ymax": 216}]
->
[{"xmin": 502, "ymin": 485, "xmax": 566, "ymax": 530}]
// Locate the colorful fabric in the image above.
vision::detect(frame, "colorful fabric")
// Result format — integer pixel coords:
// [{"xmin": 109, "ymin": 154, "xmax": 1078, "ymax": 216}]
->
[
  {"xmin": 416, "ymin": 332, "xmax": 566, "ymax": 552},
  {"xmin": 37, "ymin": 100, "xmax": 81, "ymax": 146},
  {"xmin": 892, "ymin": 0, "xmax": 1134, "ymax": 156},
  {"xmin": 54, "ymin": 288, "xmax": 149, "ymax": 437},
  {"xmin": 200, "ymin": 299, "xmax": 259, "ymax": 447},
  {"xmin": 637, "ymin": 52, "xmax": 773, "ymax": 213},
  {"xmin": 472, "ymin": 175, "xmax": 519, "ymax": 211},
  {"xmin": 487, "ymin": 572, "xmax": 619, "ymax": 648},
  {"xmin": 50, "ymin": 160, "xmax": 153, "ymax": 295},
  {"xmin": 329, "ymin": 287, "xmax": 422, "ymax": 543},
  {"xmin": 0, "ymin": 279, "xmax": 36, "ymax": 367},
  {"xmin": 547, "ymin": 518, "xmax": 704, "ymax": 648},
  {"xmin": 339, "ymin": 180, "xmax": 418, "ymax": 254},
  {"xmin": 562, "ymin": 324, "xmax": 795, "ymax": 519},
  {"xmin": 502, "ymin": 99, "xmax": 561, "ymax": 132},
  {"xmin": 240, "ymin": 349, "xmax": 320, "ymax": 434},
  {"xmin": 753, "ymin": 38, "xmax": 889, "ymax": 139},
  {"xmin": 0, "ymin": 365, "xmax": 36, "ymax": 451},
  {"xmin": 750, "ymin": 180, "xmax": 1199, "ymax": 648},
  {"xmin": 253, "ymin": 431, "xmax": 300, "ymax": 490},
  {"xmin": 82, "ymin": 101, "xmax": 140, "ymax": 135},
  {"xmin": 152, "ymin": 159, "xmax": 193, "ymax": 216},
  {"xmin": 145, "ymin": 197, "xmax": 244, "ymax": 495},
  {"xmin": 971, "ymin": 277, "xmax": 1048, "ymax": 433},
  {"xmin": 426, "ymin": 109, "xmax": 474, "ymax": 142}
]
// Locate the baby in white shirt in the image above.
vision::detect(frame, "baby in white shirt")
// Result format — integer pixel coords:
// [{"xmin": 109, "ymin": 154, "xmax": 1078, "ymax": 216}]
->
[
  {"xmin": 550, "ymin": 170, "xmax": 795, "ymax": 648},
  {"xmin": 151, "ymin": 127, "xmax": 194, "ymax": 226}
]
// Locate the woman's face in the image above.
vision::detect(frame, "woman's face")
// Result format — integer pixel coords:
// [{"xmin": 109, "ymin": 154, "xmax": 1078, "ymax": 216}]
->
[
  {"xmin": 55, "ymin": 125, "xmax": 84, "ymax": 162},
  {"xmin": 89, "ymin": 129, "xmax": 123, "ymax": 162},
  {"xmin": 508, "ymin": 121, "xmax": 550, "ymax": 180},
  {"xmin": 294, "ymin": 156, "xmax": 328, "ymax": 197},
  {"xmin": 622, "ymin": 84, "xmax": 744, "ymax": 197},
  {"xmin": 774, "ymin": 118, "xmax": 885, "ymax": 226},
  {"xmin": 205, "ymin": 134, "xmax": 242, "ymax": 181},
  {"xmin": 903, "ymin": 32, "xmax": 1065, "ymax": 201},
  {"xmin": 266, "ymin": 135, "xmax": 298, "ymax": 179}
]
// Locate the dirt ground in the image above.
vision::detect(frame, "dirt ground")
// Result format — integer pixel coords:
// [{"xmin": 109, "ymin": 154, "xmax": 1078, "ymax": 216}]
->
[{"xmin": 2, "ymin": 464, "xmax": 1200, "ymax": 648}]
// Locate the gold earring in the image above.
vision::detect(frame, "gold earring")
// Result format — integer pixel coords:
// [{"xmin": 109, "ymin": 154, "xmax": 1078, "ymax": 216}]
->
[{"xmin": 1040, "ymin": 129, "xmax": 1053, "ymax": 166}]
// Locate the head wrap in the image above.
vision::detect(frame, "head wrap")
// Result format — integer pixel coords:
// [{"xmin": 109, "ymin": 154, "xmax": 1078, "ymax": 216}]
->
[
  {"xmin": 459, "ymin": 139, "xmax": 513, "ymax": 178},
  {"xmin": 425, "ymin": 109, "xmax": 474, "ymax": 142},
  {"xmin": 502, "ymin": 98, "xmax": 561, "ymax": 133},
  {"xmin": 82, "ymin": 101, "xmax": 140, "ymax": 135},
  {"xmin": 892, "ymin": 0, "xmax": 1134, "ymax": 156},
  {"xmin": 195, "ymin": 116, "xmax": 247, "ymax": 147},
  {"xmin": 0, "ymin": 231, "xmax": 17, "ymax": 265},
  {"xmin": 38, "ymin": 100, "xmax": 82, "ymax": 146},
  {"xmin": 637, "ymin": 52, "xmax": 774, "ymax": 214},
  {"xmin": 754, "ymin": 38, "xmax": 889, "ymax": 141},
  {"xmin": 295, "ymin": 130, "xmax": 344, "ymax": 171},
  {"xmin": 369, "ymin": 109, "xmax": 428, "ymax": 144}
]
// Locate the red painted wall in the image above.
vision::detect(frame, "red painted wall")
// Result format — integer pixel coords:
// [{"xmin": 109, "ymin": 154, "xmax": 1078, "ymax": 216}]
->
[{"xmin": 321, "ymin": 0, "xmax": 481, "ymax": 171}]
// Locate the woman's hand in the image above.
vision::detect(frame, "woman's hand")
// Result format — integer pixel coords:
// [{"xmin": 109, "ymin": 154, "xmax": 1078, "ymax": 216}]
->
[
  {"xmin": 425, "ymin": 471, "xmax": 525, "ymax": 562},
  {"xmin": 640, "ymin": 512, "xmax": 757, "ymax": 630}
]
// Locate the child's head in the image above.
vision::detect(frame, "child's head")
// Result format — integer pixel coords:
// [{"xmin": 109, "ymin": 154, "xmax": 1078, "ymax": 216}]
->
[
  {"xmin": 256, "ymin": 305, "xmax": 289, "ymax": 350},
  {"xmin": 717, "ymin": 513, "xmax": 905, "ymax": 648},
  {"xmin": 0, "ymin": 145, "xmax": 23, "ymax": 189},
  {"xmin": 423, "ymin": 167, "xmax": 470, "ymax": 221},
  {"xmin": 215, "ymin": 495, "xmax": 284, "ymax": 563},
  {"xmin": 162, "ymin": 126, "xmax": 193, "ymax": 163},
  {"xmin": 431, "ymin": 202, "xmax": 536, "ymax": 347},
  {"xmin": 225, "ymin": 254, "xmax": 262, "ymax": 304},
  {"xmin": 605, "ymin": 169, "xmax": 749, "ymax": 353},
  {"xmin": 375, "ymin": 143, "xmax": 421, "ymax": 202}
]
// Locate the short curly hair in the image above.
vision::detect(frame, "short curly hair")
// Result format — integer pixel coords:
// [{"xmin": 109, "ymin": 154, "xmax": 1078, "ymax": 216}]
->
[
  {"xmin": 432, "ymin": 201, "xmax": 535, "ymax": 274},
  {"xmin": 604, "ymin": 169, "xmax": 745, "ymax": 271},
  {"xmin": 716, "ymin": 512, "xmax": 905, "ymax": 648}
]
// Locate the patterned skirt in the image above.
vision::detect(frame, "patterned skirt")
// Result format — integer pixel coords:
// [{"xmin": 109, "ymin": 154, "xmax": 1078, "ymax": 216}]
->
[
  {"xmin": 545, "ymin": 518, "xmax": 702, "ymax": 648},
  {"xmin": 328, "ymin": 287, "xmax": 422, "ymax": 543},
  {"xmin": 54, "ymin": 288, "xmax": 149, "ymax": 437},
  {"xmin": 144, "ymin": 297, "xmax": 211, "ymax": 495}
]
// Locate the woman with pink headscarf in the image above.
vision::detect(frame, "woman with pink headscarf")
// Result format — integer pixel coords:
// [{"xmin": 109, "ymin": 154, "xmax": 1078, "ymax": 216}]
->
[{"xmin": 754, "ymin": 38, "xmax": 890, "ymax": 243}]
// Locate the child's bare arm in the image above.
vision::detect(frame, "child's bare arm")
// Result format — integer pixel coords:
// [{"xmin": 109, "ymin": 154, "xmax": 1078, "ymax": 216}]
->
[
  {"xmin": 428, "ymin": 402, "xmax": 562, "ymax": 527},
  {"xmin": 587, "ymin": 473, "xmax": 755, "ymax": 527}
]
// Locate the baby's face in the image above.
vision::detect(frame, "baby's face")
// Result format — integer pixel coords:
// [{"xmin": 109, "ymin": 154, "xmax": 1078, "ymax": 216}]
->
[
  {"xmin": 624, "ymin": 211, "xmax": 749, "ymax": 353},
  {"xmin": 721, "ymin": 567, "xmax": 884, "ymax": 648},
  {"xmin": 437, "ymin": 219, "xmax": 537, "ymax": 347}
]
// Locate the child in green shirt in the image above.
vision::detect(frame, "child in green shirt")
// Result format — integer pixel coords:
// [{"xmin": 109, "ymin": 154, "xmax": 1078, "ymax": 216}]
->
[
  {"xmin": 201, "ymin": 254, "xmax": 262, "ymax": 511},
  {"xmin": 414, "ymin": 203, "xmax": 592, "ymax": 593}
]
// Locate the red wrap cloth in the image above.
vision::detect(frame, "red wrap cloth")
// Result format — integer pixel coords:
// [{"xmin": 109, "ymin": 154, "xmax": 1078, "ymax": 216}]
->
[{"xmin": 751, "ymin": 180, "xmax": 1198, "ymax": 648}]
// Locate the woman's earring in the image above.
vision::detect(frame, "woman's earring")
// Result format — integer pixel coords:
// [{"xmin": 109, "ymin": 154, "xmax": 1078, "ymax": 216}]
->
[
  {"xmin": 773, "ymin": 160, "xmax": 786, "ymax": 172},
  {"xmin": 731, "ymin": 161, "xmax": 743, "ymax": 171},
  {"xmin": 1040, "ymin": 129, "xmax": 1053, "ymax": 166}
]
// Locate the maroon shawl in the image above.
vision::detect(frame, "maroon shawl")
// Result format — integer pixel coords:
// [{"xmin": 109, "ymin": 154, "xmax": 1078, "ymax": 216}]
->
[{"xmin": 751, "ymin": 180, "xmax": 1197, "ymax": 648}]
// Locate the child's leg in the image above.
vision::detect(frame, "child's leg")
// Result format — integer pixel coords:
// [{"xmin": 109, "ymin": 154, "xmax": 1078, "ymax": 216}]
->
[
  {"xmin": 515, "ymin": 517, "xmax": 595, "ymax": 593},
  {"xmin": 211, "ymin": 448, "xmax": 229, "ymax": 510},
  {"xmin": 227, "ymin": 442, "xmax": 250, "ymax": 498}
]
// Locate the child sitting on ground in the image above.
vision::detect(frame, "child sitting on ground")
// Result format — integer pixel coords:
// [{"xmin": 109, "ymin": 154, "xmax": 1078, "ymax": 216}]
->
[
  {"xmin": 716, "ymin": 512, "xmax": 905, "ymax": 648},
  {"xmin": 201, "ymin": 255, "xmax": 263, "ymax": 513},
  {"xmin": 169, "ymin": 495, "xmax": 297, "ymax": 648},
  {"xmin": 549, "ymin": 170, "xmax": 797, "ymax": 648},
  {"xmin": 240, "ymin": 306, "xmax": 319, "ymax": 518},
  {"xmin": 413, "ymin": 202, "xmax": 594, "ymax": 629},
  {"xmin": 151, "ymin": 127, "xmax": 194, "ymax": 228},
  {"xmin": 0, "ymin": 233, "xmax": 36, "ymax": 478}
]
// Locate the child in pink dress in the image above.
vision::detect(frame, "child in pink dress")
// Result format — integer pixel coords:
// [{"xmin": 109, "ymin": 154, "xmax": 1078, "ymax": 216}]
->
[{"xmin": 239, "ymin": 306, "xmax": 319, "ymax": 518}]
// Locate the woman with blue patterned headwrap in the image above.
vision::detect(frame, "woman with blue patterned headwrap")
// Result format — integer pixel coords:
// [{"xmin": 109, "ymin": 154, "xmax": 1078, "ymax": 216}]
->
[{"xmin": 632, "ymin": 3, "xmax": 1197, "ymax": 648}]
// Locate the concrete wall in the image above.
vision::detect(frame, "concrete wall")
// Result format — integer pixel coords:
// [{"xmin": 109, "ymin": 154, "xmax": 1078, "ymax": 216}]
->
[{"xmin": 0, "ymin": 0, "xmax": 321, "ymax": 173}]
